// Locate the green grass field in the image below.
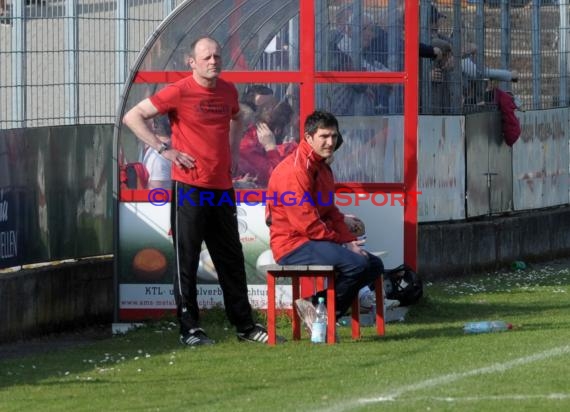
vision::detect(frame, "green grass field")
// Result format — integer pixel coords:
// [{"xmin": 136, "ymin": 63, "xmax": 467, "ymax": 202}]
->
[{"xmin": 1, "ymin": 261, "xmax": 569, "ymax": 412}]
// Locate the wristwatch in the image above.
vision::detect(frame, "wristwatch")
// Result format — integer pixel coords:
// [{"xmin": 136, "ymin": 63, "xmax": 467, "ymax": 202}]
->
[{"xmin": 157, "ymin": 142, "xmax": 169, "ymax": 155}]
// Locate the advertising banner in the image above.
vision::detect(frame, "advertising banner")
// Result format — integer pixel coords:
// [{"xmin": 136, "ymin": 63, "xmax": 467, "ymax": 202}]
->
[
  {"xmin": 118, "ymin": 200, "xmax": 280, "ymax": 320},
  {"xmin": 0, "ymin": 187, "xmax": 25, "ymax": 267},
  {"xmin": 117, "ymin": 194, "xmax": 404, "ymax": 321}
]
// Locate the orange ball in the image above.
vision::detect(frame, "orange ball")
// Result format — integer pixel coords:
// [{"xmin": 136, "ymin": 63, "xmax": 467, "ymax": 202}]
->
[{"xmin": 132, "ymin": 248, "xmax": 168, "ymax": 281}]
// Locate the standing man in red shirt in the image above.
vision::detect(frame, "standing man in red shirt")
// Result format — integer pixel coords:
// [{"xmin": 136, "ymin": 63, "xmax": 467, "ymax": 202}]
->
[{"xmin": 123, "ymin": 36, "xmax": 279, "ymax": 346}]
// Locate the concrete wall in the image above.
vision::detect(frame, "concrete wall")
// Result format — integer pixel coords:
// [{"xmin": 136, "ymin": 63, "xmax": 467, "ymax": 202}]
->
[
  {"xmin": 0, "ymin": 258, "xmax": 114, "ymax": 344},
  {"xmin": 419, "ymin": 206, "xmax": 570, "ymax": 279}
]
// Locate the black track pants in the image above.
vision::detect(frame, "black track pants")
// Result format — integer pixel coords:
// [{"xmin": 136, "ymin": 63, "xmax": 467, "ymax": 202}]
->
[{"xmin": 170, "ymin": 181, "xmax": 254, "ymax": 333}]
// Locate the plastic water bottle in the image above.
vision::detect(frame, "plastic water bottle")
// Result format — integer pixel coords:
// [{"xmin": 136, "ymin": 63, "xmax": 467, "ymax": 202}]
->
[
  {"xmin": 463, "ymin": 320, "xmax": 512, "ymax": 334},
  {"xmin": 311, "ymin": 297, "xmax": 327, "ymax": 343}
]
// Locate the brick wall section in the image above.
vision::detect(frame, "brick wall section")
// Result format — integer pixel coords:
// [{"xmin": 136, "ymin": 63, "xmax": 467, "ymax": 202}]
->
[
  {"xmin": 419, "ymin": 206, "xmax": 570, "ymax": 279},
  {"xmin": 0, "ymin": 258, "xmax": 113, "ymax": 343}
]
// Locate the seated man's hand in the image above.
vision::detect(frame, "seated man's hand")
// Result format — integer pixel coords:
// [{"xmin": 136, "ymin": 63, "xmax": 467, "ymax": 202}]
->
[{"xmin": 344, "ymin": 240, "xmax": 367, "ymax": 256}]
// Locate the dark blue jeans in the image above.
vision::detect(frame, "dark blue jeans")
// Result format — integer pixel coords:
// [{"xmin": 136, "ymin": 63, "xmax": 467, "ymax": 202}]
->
[{"xmin": 277, "ymin": 241, "xmax": 384, "ymax": 318}]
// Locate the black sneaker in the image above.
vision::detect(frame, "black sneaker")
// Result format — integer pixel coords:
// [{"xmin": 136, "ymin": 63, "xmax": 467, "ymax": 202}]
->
[
  {"xmin": 179, "ymin": 328, "xmax": 214, "ymax": 346},
  {"xmin": 237, "ymin": 323, "xmax": 286, "ymax": 344}
]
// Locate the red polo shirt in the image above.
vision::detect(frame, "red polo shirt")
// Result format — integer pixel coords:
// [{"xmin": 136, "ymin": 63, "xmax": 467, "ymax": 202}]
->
[{"xmin": 150, "ymin": 75, "xmax": 239, "ymax": 189}]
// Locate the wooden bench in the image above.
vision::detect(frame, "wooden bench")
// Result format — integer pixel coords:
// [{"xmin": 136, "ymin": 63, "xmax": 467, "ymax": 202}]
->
[{"xmin": 264, "ymin": 264, "xmax": 385, "ymax": 345}]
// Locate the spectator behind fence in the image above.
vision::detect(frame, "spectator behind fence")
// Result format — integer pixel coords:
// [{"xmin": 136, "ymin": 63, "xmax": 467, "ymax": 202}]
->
[
  {"xmin": 123, "ymin": 36, "xmax": 283, "ymax": 346},
  {"xmin": 426, "ymin": 4, "xmax": 519, "ymax": 111},
  {"xmin": 328, "ymin": 40, "xmax": 375, "ymax": 115},
  {"xmin": 377, "ymin": 3, "xmax": 445, "ymax": 63},
  {"xmin": 0, "ymin": 0, "xmax": 8, "ymax": 25},
  {"xmin": 324, "ymin": 8, "xmax": 376, "ymax": 116},
  {"xmin": 265, "ymin": 110, "xmax": 384, "ymax": 334},
  {"xmin": 366, "ymin": 14, "xmax": 446, "ymax": 113},
  {"xmin": 426, "ymin": 4, "xmax": 455, "ymax": 114},
  {"xmin": 461, "ymin": 42, "xmax": 519, "ymax": 106},
  {"xmin": 360, "ymin": 20, "xmax": 396, "ymax": 114},
  {"xmin": 330, "ymin": 6, "xmax": 446, "ymax": 115}
]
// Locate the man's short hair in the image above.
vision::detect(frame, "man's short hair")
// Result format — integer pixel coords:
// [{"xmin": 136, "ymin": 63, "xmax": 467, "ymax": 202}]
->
[
  {"xmin": 241, "ymin": 85, "xmax": 274, "ymax": 111},
  {"xmin": 188, "ymin": 36, "xmax": 221, "ymax": 57},
  {"xmin": 304, "ymin": 110, "xmax": 343, "ymax": 150}
]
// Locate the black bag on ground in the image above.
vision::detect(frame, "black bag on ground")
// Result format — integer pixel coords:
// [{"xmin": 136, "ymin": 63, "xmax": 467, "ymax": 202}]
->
[{"xmin": 383, "ymin": 264, "xmax": 423, "ymax": 306}]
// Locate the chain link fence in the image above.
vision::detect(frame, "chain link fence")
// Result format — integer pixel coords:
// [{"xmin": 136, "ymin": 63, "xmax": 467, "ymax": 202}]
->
[
  {"xmin": 421, "ymin": 0, "xmax": 568, "ymax": 114},
  {"xmin": 0, "ymin": 0, "xmax": 568, "ymax": 128},
  {"xmin": 0, "ymin": 0, "xmax": 184, "ymax": 128}
]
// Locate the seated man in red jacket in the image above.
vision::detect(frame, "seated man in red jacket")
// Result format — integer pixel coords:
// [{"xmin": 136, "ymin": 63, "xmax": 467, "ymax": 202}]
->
[{"xmin": 265, "ymin": 110, "xmax": 384, "ymax": 332}]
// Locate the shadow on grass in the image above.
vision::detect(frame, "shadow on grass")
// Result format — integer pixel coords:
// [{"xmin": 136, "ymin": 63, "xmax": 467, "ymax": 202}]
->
[
  {"xmin": 0, "ymin": 306, "xmax": 297, "ymax": 390},
  {"xmin": 0, "ymin": 327, "xmax": 167, "ymax": 389},
  {"xmin": 1, "ymin": 273, "xmax": 568, "ymax": 390},
  {"xmin": 0, "ymin": 310, "xmax": 216, "ymax": 388},
  {"xmin": 408, "ymin": 294, "xmax": 570, "ymax": 323}
]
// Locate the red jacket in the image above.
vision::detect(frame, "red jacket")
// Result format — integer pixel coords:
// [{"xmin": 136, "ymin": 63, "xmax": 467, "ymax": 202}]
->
[
  {"xmin": 265, "ymin": 139, "xmax": 355, "ymax": 262},
  {"xmin": 494, "ymin": 88, "xmax": 521, "ymax": 147}
]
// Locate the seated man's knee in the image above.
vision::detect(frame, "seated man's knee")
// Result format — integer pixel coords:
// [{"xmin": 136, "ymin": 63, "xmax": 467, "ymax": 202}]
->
[
  {"xmin": 352, "ymin": 253, "xmax": 371, "ymax": 273},
  {"xmin": 367, "ymin": 254, "xmax": 384, "ymax": 274}
]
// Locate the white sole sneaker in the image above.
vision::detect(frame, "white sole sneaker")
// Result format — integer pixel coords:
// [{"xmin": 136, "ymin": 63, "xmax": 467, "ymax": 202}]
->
[
  {"xmin": 359, "ymin": 290, "xmax": 376, "ymax": 313},
  {"xmin": 384, "ymin": 298, "xmax": 400, "ymax": 310}
]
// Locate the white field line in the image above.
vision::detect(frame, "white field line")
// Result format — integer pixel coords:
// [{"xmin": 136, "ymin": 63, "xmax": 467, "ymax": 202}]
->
[
  {"xmin": 410, "ymin": 393, "xmax": 570, "ymax": 402},
  {"xmin": 319, "ymin": 345, "xmax": 570, "ymax": 412}
]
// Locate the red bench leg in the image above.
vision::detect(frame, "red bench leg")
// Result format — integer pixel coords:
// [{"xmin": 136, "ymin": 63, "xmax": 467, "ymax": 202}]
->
[
  {"xmin": 267, "ymin": 272, "xmax": 277, "ymax": 345},
  {"xmin": 375, "ymin": 276, "xmax": 385, "ymax": 336},
  {"xmin": 325, "ymin": 274, "xmax": 336, "ymax": 344},
  {"xmin": 351, "ymin": 298, "xmax": 361, "ymax": 339},
  {"xmin": 291, "ymin": 277, "xmax": 301, "ymax": 340}
]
